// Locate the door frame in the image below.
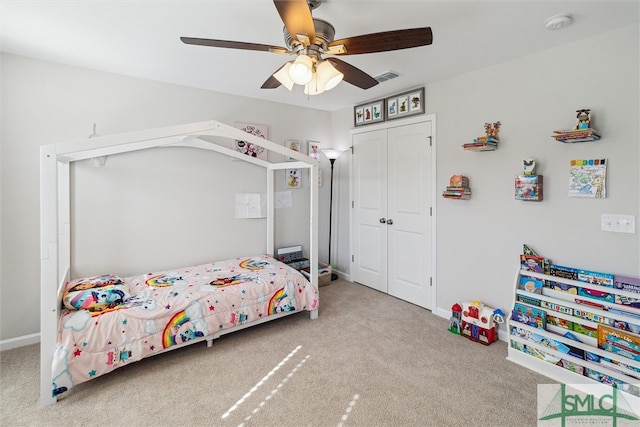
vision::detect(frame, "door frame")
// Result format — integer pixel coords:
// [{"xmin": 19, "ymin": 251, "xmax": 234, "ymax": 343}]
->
[{"xmin": 349, "ymin": 114, "xmax": 437, "ymax": 310}]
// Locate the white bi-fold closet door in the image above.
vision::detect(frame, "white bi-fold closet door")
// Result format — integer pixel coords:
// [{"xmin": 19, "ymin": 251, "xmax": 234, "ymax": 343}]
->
[{"xmin": 352, "ymin": 120, "xmax": 433, "ymax": 309}]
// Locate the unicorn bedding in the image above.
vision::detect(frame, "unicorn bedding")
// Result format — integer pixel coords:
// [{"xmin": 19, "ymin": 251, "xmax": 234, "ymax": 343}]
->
[{"xmin": 52, "ymin": 255, "xmax": 319, "ymax": 398}]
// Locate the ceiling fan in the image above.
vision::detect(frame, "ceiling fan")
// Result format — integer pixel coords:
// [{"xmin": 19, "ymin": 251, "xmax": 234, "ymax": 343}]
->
[{"xmin": 180, "ymin": 0, "xmax": 433, "ymax": 96}]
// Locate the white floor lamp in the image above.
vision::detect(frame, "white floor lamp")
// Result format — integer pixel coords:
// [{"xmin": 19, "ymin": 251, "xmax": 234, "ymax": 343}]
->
[{"xmin": 321, "ymin": 148, "xmax": 345, "ymax": 280}]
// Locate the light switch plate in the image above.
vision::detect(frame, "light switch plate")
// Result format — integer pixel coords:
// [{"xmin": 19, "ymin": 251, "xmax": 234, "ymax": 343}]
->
[{"xmin": 601, "ymin": 214, "xmax": 636, "ymax": 233}]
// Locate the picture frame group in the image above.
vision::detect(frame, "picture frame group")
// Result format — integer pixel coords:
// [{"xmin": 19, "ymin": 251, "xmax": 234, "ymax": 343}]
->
[{"xmin": 353, "ymin": 87, "xmax": 425, "ymax": 127}]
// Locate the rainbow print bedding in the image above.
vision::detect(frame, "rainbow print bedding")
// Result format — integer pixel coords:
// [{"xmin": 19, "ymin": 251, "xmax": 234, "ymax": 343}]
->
[{"xmin": 51, "ymin": 255, "xmax": 318, "ymax": 398}]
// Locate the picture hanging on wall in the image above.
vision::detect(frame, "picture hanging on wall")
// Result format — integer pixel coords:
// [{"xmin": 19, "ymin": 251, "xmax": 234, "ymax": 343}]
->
[
  {"xmin": 285, "ymin": 139, "xmax": 301, "ymax": 161},
  {"xmin": 286, "ymin": 168, "xmax": 301, "ymax": 189},
  {"xmin": 308, "ymin": 140, "xmax": 321, "ymax": 160},
  {"xmin": 233, "ymin": 122, "xmax": 268, "ymax": 160},
  {"xmin": 568, "ymin": 158, "xmax": 606, "ymax": 198},
  {"xmin": 386, "ymin": 87, "xmax": 425, "ymax": 121},
  {"xmin": 354, "ymin": 98, "xmax": 385, "ymax": 127}
]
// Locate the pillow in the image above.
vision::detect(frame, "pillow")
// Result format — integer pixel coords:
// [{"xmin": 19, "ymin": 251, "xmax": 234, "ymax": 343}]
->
[{"xmin": 62, "ymin": 274, "xmax": 129, "ymax": 312}]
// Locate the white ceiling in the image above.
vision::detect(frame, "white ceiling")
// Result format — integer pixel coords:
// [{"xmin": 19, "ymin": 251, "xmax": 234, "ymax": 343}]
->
[{"xmin": 1, "ymin": 1, "xmax": 638, "ymax": 112}]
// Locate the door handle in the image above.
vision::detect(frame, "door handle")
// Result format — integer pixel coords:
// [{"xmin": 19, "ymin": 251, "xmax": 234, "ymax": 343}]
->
[
  {"xmin": 379, "ymin": 218, "xmax": 386, "ymax": 224},
  {"xmin": 387, "ymin": 219, "xmax": 393, "ymax": 225}
]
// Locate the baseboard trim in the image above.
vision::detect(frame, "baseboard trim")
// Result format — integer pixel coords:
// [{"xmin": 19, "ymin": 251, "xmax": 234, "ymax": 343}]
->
[{"xmin": 0, "ymin": 333, "xmax": 40, "ymax": 351}]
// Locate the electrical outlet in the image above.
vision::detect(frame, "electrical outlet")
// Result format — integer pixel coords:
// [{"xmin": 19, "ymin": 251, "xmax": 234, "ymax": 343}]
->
[{"xmin": 601, "ymin": 214, "xmax": 636, "ymax": 233}]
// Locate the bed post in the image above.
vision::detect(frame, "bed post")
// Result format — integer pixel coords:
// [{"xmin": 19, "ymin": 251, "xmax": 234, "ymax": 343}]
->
[
  {"xmin": 39, "ymin": 145, "xmax": 59, "ymax": 406},
  {"xmin": 266, "ymin": 167, "xmax": 274, "ymax": 254},
  {"xmin": 309, "ymin": 162, "xmax": 319, "ymax": 319}
]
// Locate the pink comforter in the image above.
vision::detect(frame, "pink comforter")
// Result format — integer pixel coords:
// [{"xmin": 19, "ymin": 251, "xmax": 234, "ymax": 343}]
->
[{"xmin": 52, "ymin": 255, "xmax": 318, "ymax": 398}]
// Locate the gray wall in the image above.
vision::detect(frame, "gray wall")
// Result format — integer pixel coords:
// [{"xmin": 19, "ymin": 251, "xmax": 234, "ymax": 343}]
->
[
  {"xmin": 331, "ymin": 24, "xmax": 640, "ymax": 318},
  {"xmin": 1, "ymin": 54, "xmax": 333, "ymax": 341}
]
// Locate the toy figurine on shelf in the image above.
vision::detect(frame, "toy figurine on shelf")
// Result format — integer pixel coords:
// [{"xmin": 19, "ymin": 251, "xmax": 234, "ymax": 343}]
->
[
  {"xmin": 516, "ymin": 159, "xmax": 543, "ymax": 201},
  {"xmin": 575, "ymin": 109, "xmax": 591, "ymax": 130},
  {"xmin": 442, "ymin": 175, "xmax": 471, "ymax": 200},
  {"xmin": 453, "ymin": 301, "xmax": 503, "ymax": 345},
  {"xmin": 484, "ymin": 121, "xmax": 501, "ymax": 140},
  {"xmin": 463, "ymin": 121, "xmax": 501, "ymax": 151},
  {"xmin": 522, "ymin": 159, "xmax": 536, "ymax": 175},
  {"xmin": 552, "ymin": 109, "xmax": 600, "ymax": 142}
]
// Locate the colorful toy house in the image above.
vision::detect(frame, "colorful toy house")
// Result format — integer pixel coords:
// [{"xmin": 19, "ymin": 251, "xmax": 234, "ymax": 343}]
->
[{"xmin": 458, "ymin": 301, "xmax": 504, "ymax": 345}]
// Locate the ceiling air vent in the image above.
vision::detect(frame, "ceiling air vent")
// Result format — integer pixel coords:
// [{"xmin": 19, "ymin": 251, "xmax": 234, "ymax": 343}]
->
[{"xmin": 374, "ymin": 71, "xmax": 400, "ymax": 83}]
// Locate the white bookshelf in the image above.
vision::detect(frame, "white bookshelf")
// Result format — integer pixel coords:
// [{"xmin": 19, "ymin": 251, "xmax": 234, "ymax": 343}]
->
[{"xmin": 507, "ymin": 267, "xmax": 640, "ymax": 408}]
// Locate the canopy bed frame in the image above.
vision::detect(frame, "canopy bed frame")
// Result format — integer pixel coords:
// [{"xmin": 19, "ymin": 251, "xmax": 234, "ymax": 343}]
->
[{"xmin": 40, "ymin": 120, "xmax": 319, "ymax": 406}]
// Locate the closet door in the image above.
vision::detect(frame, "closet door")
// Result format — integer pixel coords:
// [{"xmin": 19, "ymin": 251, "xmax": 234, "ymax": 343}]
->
[
  {"xmin": 352, "ymin": 129, "xmax": 388, "ymax": 293},
  {"xmin": 387, "ymin": 122, "xmax": 432, "ymax": 309},
  {"xmin": 352, "ymin": 121, "xmax": 432, "ymax": 309}
]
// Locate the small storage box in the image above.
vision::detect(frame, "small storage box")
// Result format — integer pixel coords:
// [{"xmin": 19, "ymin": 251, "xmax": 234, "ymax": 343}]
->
[{"xmin": 302, "ymin": 264, "xmax": 332, "ymax": 287}]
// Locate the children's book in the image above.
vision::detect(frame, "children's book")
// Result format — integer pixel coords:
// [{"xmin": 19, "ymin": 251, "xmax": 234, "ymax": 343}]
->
[
  {"xmin": 523, "ymin": 244, "xmax": 539, "ymax": 256},
  {"xmin": 549, "ymin": 264, "xmax": 578, "ymax": 281},
  {"xmin": 597, "ymin": 324, "xmax": 640, "ymax": 361},
  {"xmin": 518, "ymin": 275, "xmax": 544, "ymax": 294},
  {"xmin": 573, "ymin": 322, "xmax": 598, "ymax": 338},
  {"xmin": 540, "ymin": 300, "xmax": 573, "ymax": 316},
  {"xmin": 573, "ymin": 307, "xmax": 610, "ymax": 326},
  {"xmin": 520, "ymin": 255, "xmax": 547, "ymax": 274},
  {"xmin": 517, "ymin": 294, "xmax": 541, "ymax": 306},
  {"xmin": 577, "ymin": 288, "xmax": 614, "ymax": 304},
  {"xmin": 578, "ymin": 269, "xmax": 614, "ymax": 288},
  {"xmin": 546, "ymin": 280, "xmax": 578, "ymax": 295},
  {"xmin": 614, "ymin": 274, "xmax": 640, "ymax": 294},
  {"xmin": 547, "ymin": 314, "xmax": 573, "ymax": 330},
  {"xmin": 512, "ymin": 302, "xmax": 546, "ymax": 329}
]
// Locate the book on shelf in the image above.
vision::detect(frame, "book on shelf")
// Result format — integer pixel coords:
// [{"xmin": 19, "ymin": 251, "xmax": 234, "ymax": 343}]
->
[
  {"xmin": 518, "ymin": 275, "xmax": 544, "ymax": 294},
  {"xmin": 512, "ymin": 302, "xmax": 546, "ymax": 329},
  {"xmin": 549, "ymin": 264, "xmax": 578, "ymax": 281},
  {"xmin": 597, "ymin": 324, "xmax": 640, "ymax": 362},
  {"xmin": 552, "ymin": 128, "xmax": 601, "ymax": 142},
  {"xmin": 614, "ymin": 275, "xmax": 640, "ymax": 294},
  {"xmin": 520, "ymin": 255, "xmax": 548, "ymax": 274},
  {"xmin": 578, "ymin": 268, "xmax": 614, "ymax": 288},
  {"xmin": 517, "ymin": 294, "xmax": 542, "ymax": 307}
]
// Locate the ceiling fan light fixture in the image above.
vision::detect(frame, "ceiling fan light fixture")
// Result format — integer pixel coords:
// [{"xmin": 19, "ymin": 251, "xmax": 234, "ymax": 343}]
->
[
  {"xmin": 304, "ymin": 73, "xmax": 325, "ymax": 96},
  {"xmin": 289, "ymin": 55, "xmax": 313, "ymax": 85},
  {"xmin": 316, "ymin": 60, "xmax": 344, "ymax": 91},
  {"xmin": 274, "ymin": 62, "xmax": 295, "ymax": 90}
]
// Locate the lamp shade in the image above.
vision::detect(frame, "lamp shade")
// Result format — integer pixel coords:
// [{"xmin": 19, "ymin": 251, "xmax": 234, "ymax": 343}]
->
[
  {"xmin": 289, "ymin": 55, "xmax": 313, "ymax": 85},
  {"xmin": 321, "ymin": 148, "xmax": 345, "ymax": 160},
  {"xmin": 273, "ymin": 62, "xmax": 295, "ymax": 91},
  {"xmin": 316, "ymin": 60, "xmax": 344, "ymax": 91},
  {"xmin": 304, "ymin": 73, "xmax": 325, "ymax": 96}
]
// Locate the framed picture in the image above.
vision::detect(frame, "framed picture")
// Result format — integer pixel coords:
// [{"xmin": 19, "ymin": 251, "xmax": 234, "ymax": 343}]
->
[
  {"xmin": 387, "ymin": 98, "xmax": 398, "ymax": 118},
  {"xmin": 286, "ymin": 168, "xmax": 301, "ymax": 189},
  {"xmin": 386, "ymin": 87, "xmax": 425, "ymax": 120},
  {"xmin": 285, "ymin": 139, "xmax": 301, "ymax": 161},
  {"xmin": 308, "ymin": 140, "xmax": 321, "ymax": 160},
  {"xmin": 354, "ymin": 98, "xmax": 385, "ymax": 127},
  {"xmin": 233, "ymin": 122, "xmax": 268, "ymax": 160}
]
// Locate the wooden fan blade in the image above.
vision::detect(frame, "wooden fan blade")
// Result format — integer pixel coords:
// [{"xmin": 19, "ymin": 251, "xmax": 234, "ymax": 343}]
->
[
  {"xmin": 273, "ymin": 0, "xmax": 315, "ymax": 45},
  {"xmin": 180, "ymin": 37, "xmax": 289, "ymax": 54},
  {"xmin": 328, "ymin": 58, "xmax": 378, "ymax": 90},
  {"xmin": 261, "ymin": 64, "xmax": 289, "ymax": 89},
  {"xmin": 328, "ymin": 27, "xmax": 432, "ymax": 55}
]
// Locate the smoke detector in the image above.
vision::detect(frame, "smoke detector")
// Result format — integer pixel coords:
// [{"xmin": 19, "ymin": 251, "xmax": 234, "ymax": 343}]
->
[{"xmin": 545, "ymin": 14, "xmax": 572, "ymax": 30}]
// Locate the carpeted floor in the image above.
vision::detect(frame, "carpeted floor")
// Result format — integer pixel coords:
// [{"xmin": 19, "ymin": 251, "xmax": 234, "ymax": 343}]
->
[{"xmin": 0, "ymin": 279, "xmax": 552, "ymax": 426}]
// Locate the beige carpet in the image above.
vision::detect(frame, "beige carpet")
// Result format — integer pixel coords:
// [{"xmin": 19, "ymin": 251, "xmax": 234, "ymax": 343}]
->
[{"xmin": 0, "ymin": 280, "xmax": 552, "ymax": 426}]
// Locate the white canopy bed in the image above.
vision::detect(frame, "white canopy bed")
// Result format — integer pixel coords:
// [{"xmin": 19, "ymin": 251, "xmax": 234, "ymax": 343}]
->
[{"xmin": 40, "ymin": 120, "xmax": 319, "ymax": 406}]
